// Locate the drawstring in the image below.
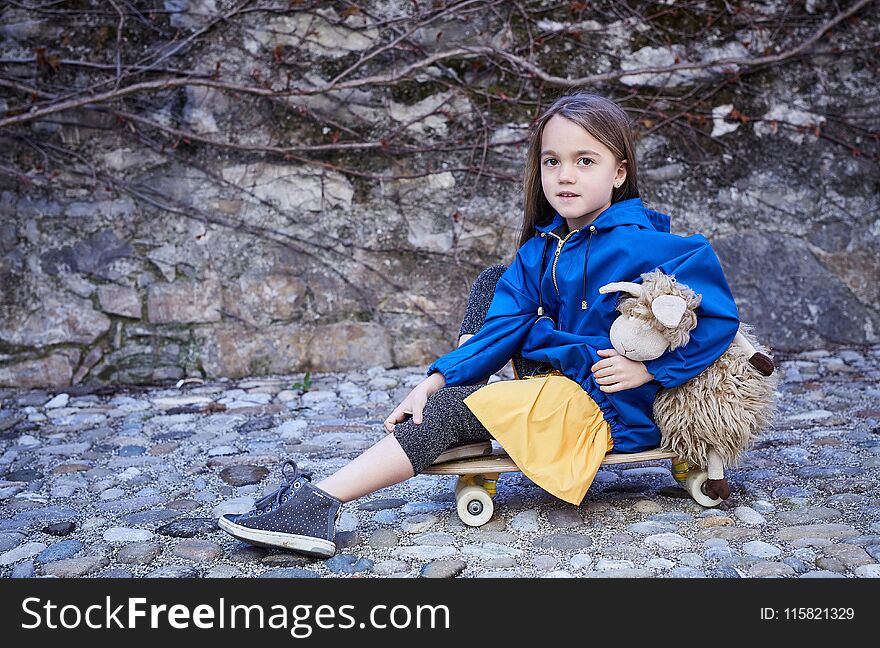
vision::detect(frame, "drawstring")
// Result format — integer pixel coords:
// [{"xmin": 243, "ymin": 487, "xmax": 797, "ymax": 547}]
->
[
  {"xmin": 537, "ymin": 233, "xmax": 550, "ymax": 316},
  {"xmin": 580, "ymin": 225, "xmax": 596, "ymax": 310}
]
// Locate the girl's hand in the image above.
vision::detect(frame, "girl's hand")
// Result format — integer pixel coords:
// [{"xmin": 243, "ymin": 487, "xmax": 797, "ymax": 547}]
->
[
  {"xmin": 383, "ymin": 372, "xmax": 446, "ymax": 433},
  {"xmin": 591, "ymin": 349, "xmax": 654, "ymax": 393}
]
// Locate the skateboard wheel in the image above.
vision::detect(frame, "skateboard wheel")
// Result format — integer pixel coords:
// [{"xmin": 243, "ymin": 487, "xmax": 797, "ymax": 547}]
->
[
  {"xmin": 456, "ymin": 485, "xmax": 494, "ymax": 527},
  {"xmin": 685, "ymin": 470, "xmax": 723, "ymax": 507}
]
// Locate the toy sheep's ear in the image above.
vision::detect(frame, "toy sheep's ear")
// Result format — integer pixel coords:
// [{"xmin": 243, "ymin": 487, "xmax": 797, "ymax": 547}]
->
[
  {"xmin": 598, "ymin": 281, "xmax": 643, "ymax": 297},
  {"xmin": 651, "ymin": 295, "xmax": 687, "ymax": 327}
]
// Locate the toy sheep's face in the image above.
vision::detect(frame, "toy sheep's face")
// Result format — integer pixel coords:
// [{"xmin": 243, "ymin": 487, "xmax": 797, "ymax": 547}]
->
[
  {"xmin": 609, "ymin": 315, "xmax": 670, "ymax": 361},
  {"xmin": 600, "ymin": 274, "xmax": 698, "ymax": 362}
]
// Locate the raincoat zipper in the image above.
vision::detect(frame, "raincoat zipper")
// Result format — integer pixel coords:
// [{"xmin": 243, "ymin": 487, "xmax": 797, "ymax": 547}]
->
[{"xmin": 547, "ymin": 228, "xmax": 581, "ymax": 294}]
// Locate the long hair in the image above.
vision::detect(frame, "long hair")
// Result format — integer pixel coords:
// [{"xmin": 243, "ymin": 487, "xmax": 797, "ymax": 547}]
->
[{"xmin": 518, "ymin": 91, "xmax": 640, "ymax": 249}]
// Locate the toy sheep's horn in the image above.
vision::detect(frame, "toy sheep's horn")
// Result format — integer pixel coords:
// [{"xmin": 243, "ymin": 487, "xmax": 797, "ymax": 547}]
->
[
  {"xmin": 598, "ymin": 281, "xmax": 643, "ymax": 297},
  {"xmin": 651, "ymin": 294, "xmax": 687, "ymax": 327}
]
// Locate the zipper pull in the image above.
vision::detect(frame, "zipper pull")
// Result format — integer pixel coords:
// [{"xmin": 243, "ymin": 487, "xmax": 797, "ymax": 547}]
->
[
  {"xmin": 537, "ymin": 306, "xmax": 544, "ymax": 316},
  {"xmin": 581, "ymin": 300, "xmax": 587, "ymax": 310}
]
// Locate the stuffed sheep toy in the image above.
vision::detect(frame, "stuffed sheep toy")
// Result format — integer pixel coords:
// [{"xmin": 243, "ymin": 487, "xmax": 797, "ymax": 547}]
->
[{"xmin": 599, "ymin": 270, "xmax": 777, "ymax": 504}]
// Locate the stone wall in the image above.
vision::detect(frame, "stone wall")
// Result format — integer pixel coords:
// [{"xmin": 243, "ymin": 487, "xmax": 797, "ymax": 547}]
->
[{"xmin": 1, "ymin": 1, "xmax": 877, "ymax": 387}]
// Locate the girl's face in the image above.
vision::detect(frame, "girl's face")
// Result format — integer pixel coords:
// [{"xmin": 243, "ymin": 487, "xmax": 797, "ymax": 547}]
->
[{"xmin": 540, "ymin": 114, "xmax": 626, "ymax": 228}]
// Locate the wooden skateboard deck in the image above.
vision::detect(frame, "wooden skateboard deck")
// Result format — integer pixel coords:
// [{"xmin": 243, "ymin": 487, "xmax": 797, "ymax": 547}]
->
[{"xmin": 424, "ymin": 441, "xmax": 679, "ymax": 476}]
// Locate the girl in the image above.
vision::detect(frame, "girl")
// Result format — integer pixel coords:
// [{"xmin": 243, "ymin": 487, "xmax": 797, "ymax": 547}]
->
[{"xmin": 218, "ymin": 91, "xmax": 740, "ymax": 558}]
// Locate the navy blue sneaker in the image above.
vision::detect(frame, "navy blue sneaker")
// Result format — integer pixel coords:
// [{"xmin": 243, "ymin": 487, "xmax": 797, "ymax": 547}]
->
[{"xmin": 218, "ymin": 460, "xmax": 342, "ymax": 558}]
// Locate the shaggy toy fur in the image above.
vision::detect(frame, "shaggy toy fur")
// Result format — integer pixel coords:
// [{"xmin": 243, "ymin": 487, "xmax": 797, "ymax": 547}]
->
[{"xmin": 654, "ymin": 324, "xmax": 778, "ymax": 467}]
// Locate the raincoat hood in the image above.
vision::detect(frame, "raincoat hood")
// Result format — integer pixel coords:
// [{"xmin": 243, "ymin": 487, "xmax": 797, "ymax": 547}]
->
[{"xmin": 535, "ymin": 197, "xmax": 671, "ymax": 234}]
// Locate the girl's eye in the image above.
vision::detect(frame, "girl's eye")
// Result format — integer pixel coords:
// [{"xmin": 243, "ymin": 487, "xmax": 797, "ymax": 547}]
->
[{"xmin": 544, "ymin": 158, "xmax": 595, "ymax": 166}]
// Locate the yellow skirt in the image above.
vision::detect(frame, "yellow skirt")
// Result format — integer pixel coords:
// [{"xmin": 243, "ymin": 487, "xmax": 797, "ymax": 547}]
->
[{"xmin": 463, "ymin": 372, "xmax": 613, "ymax": 505}]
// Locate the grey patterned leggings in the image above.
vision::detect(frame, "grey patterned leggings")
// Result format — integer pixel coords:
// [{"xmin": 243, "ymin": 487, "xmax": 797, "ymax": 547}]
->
[{"xmin": 393, "ymin": 265, "xmax": 553, "ymax": 474}]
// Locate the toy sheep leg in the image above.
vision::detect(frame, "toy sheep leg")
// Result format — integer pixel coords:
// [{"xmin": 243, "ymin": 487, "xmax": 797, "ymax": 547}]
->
[
  {"xmin": 703, "ymin": 448, "xmax": 730, "ymax": 500},
  {"xmin": 733, "ymin": 331, "xmax": 775, "ymax": 377}
]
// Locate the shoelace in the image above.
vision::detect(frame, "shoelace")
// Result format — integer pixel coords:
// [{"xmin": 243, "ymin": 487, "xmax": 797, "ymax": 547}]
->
[{"xmin": 248, "ymin": 460, "xmax": 312, "ymax": 517}]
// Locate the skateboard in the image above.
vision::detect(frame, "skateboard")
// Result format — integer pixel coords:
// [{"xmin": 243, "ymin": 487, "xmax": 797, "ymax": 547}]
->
[{"xmin": 423, "ymin": 441, "xmax": 722, "ymax": 527}]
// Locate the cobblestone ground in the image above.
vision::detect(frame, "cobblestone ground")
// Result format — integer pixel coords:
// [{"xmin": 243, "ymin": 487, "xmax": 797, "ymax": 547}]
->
[{"xmin": 1, "ymin": 347, "xmax": 879, "ymax": 579}]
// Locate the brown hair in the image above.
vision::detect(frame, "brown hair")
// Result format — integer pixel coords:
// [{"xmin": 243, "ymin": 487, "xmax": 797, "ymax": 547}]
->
[{"xmin": 518, "ymin": 91, "xmax": 640, "ymax": 249}]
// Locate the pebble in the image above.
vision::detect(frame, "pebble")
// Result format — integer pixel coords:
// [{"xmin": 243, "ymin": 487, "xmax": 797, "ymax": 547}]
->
[
  {"xmin": 261, "ymin": 553, "xmax": 311, "ymax": 567},
  {"xmin": 326, "ymin": 554, "xmax": 374, "ymax": 575},
  {"xmin": 205, "ymin": 566, "xmax": 241, "ymax": 578},
  {"xmin": 394, "ymin": 546, "xmax": 458, "ymax": 561},
  {"xmin": 462, "ymin": 542, "xmax": 522, "ymax": 560},
  {"xmin": 627, "ymin": 521, "xmax": 678, "ymax": 535},
  {"xmin": 212, "ymin": 497, "xmax": 256, "ymax": 518},
  {"xmin": 122, "ymin": 510, "xmax": 180, "ymax": 525},
  {"xmin": 0, "ymin": 532, "xmax": 23, "ymax": 551},
  {"xmin": 103, "ymin": 527, "xmax": 154, "ymax": 543},
  {"xmin": 510, "ymin": 510, "xmax": 539, "ymax": 532},
  {"xmin": 35, "ymin": 540, "xmax": 83, "ymax": 564},
  {"xmin": 11, "ymin": 560, "xmax": 35, "ymax": 578},
  {"xmin": 743, "ymin": 541, "xmax": 782, "ymax": 558},
  {"xmin": 647, "ymin": 512, "xmax": 693, "ymax": 523},
  {"xmin": 412, "ymin": 532, "xmax": 456, "ymax": 546},
  {"xmin": 751, "ymin": 500, "xmax": 775, "ymax": 513},
  {"xmin": 42, "ymin": 555, "xmax": 110, "ymax": 577},
  {"xmin": 532, "ymin": 554, "xmax": 558, "ymax": 571},
  {"xmin": 733, "ymin": 506, "xmax": 766, "ymax": 526},
  {"xmin": 45, "ymin": 394, "xmax": 70, "ymax": 409},
  {"xmin": 372, "ymin": 510, "xmax": 398, "ymax": 525},
  {"xmin": 547, "ymin": 508, "xmax": 583, "ymax": 528},
  {"xmin": 748, "ymin": 561, "xmax": 796, "ymax": 578},
  {"xmin": 228, "ymin": 546, "xmax": 267, "ymax": 563},
  {"xmin": 709, "ymin": 566, "xmax": 742, "ymax": 578},
  {"xmin": 631, "ymin": 499, "xmax": 663, "ymax": 514},
  {"xmin": 483, "ymin": 556, "xmax": 516, "ymax": 569},
  {"xmin": 116, "ymin": 542, "xmax": 163, "ymax": 565},
  {"xmin": 172, "ymin": 540, "xmax": 224, "ymax": 562},
  {"xmin": 359, "ymin": 498, "xmax": 407, "ymax": 512},
  {"xmin": 400, "ymin": 514, "xmax": 438, "ymax": 533},
  {"xmin": 569, "ymin": 553, "xmax": 593, "ymax": 570},
  {"xmin": 156, "ymin": 518, "xmax": 218, "ymax": 538},
  {"xmin": 369, "ymin": 528, "xmax": 399, "ymax": 549},
  {"xmin": 776, "ymin": 506, "xmax": 840, "ymax": 524},
  {"xmin": 146, "ymin": 566, "xmax": 201, "ymax": 578},
  {"xmin": 595, "ymin": 559, "xmax": 634, "ymax": 571},
  {"xmin": 401, "ymin": 501, "xmax": 446, "ymax": 515},
  {"xmin": 677, "ymin": 552, "xmax": 704, "ymax": 567},
  {"xmin": 588, "ymin": 568, "xmax": 653, "ymax": 578},
  {"xmin": 644, "ymin": 533, "xmax": 691, "ymax": 551},
  {"xmin": 776, "ymin": 524, "xmax": 859, "ymax": 542},
  {"xmin": 337, "ymin": 510, "xmax": 358, "ymax": 533},
  {"xmin": 704, "ymin": 546, "xmax": 736, "ymax": 560},
  {"xmin": 782, "ymin": 557, "xmax": 810, "ymax": 574},
  {"xmin": 821, "ymin": 544, "xmax": 874, "ymax": 569},
  {"xmin": 531, "ymin": 533, "xmax": 593, "ymax": 551},
  {"xmin": 0, "ymin": 542, "xmax": 47, "ymax": 566},
  {"xmin": 854, "ymin": 565, "xmax": 880, "ymax": 578},
  {"xmin": 373, "ymin": 560, "xmax": 409, "ymax": 576}
]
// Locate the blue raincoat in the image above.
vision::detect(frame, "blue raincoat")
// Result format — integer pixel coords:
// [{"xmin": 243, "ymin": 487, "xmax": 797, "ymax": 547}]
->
[{"xmin": 427, "ymin": 196, "xmax": 741, "ymax": 452}]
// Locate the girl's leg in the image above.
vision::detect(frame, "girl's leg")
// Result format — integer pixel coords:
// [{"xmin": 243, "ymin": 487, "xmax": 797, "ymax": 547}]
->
[{"xmin": 315, "ymin": 385, "xmax": 488, "ymax": 502}]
